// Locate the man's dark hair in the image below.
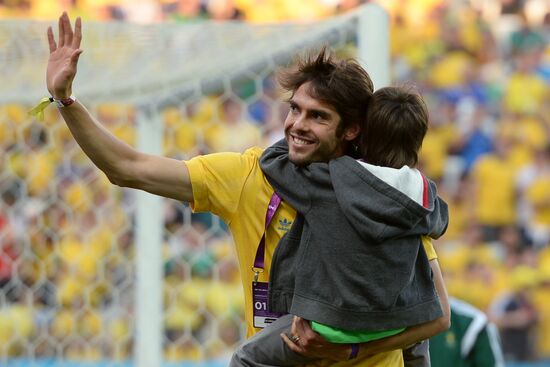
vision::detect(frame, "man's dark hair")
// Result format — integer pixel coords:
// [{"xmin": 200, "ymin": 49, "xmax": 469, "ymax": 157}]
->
[
  {"xmin": 360, "ymin": 86, "xmax": 429, "ymax": 168},
  {"xmin": 278, "ymin": 47, "xmax": 374, "ymax": 141}
]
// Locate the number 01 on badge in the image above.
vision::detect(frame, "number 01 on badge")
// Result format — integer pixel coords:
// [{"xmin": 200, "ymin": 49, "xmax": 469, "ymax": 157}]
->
[
  {"xmin": 252, "ymin": 280, "xmax": 284, "ymax": 328},
  {"xmin": 252, "ymin": 193, "xmax": 286, "ymax": 328}
]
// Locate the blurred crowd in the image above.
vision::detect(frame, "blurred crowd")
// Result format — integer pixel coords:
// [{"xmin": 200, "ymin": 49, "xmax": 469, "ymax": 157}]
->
[
  {"xmin": 0, "ymin": 0, "xmax": 368, "ymax": 23},
  {"xmin": 1, "ymin": 0, "xmax": 550, "ymax": 365}
]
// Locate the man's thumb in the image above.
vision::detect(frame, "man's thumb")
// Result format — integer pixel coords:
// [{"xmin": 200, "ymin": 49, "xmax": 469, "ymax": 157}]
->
[{"xmin": 71, "ymin": 49, "xmax": 83, "ymax": 63}]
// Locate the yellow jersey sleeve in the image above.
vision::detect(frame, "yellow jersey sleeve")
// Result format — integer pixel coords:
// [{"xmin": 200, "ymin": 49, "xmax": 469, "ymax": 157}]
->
[
  {"xmin": 184, "ymin": 147, "xmax": 263, "ymax": 223},
  {"xmin": 421, "ymin": 235, "xmax": 437, "ymax": 260}
]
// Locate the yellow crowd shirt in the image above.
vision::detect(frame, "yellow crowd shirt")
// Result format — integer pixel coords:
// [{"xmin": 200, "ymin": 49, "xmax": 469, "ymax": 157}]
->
[
  {"xmin": 419, "ymin": 123, "xmax": 457, "ymax": 180},
  {"xmin": 472, "ymin": 154, "xmax": 517, "ymax": 226},
  {"xmin": 526, "ymin": 175, "xmax": 550, "ymax": 226},
  {"xmin": 504, "ymin": 73, "xmax": 548, "ymax": 114},
  {"xmin": 185, "ymin": 147, "xmax": 438, "ymax": 367}
]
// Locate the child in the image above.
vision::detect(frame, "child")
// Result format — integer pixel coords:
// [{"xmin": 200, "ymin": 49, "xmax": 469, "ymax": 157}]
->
[{"xmin": 230, "ymin": 86, "xmax": 449, "ymax": 366}]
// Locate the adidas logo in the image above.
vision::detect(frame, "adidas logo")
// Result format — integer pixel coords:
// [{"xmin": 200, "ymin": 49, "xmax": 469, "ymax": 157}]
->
[{"xmin": 277, "ymin": 218, "xmax": 292, "ymax": 231}]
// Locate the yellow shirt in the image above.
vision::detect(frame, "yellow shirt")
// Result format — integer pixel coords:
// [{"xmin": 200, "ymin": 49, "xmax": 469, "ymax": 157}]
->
[
  {"xmin": 186, "ymin": 147, "xmax": 438, "ymax": 366},
  {"xmin": 526, "ymin": 176, "xmax": 550, "ymax": 225},
  {"xmin": 419, "ymin": 123, "xmax": 456, "ymax": 180},
  {"xmin": 504, "ymin": 73, "xmax": 548, "ymax": 114},
  {"xmin": 429, "ymin": 51, "xmax": 473, "ymax": 88},
  {"xmin": 472, "ymin": 155, "xmax": 517, "ymax": 226},
  {"xmin": 533, "ymin": 286, "xmax": 550, "ymax": 358}
]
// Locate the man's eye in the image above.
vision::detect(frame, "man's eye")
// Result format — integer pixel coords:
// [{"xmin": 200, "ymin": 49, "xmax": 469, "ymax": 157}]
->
[{"xmin": 289, "ymin": 105, "xmax": 298, "ymax": 112}]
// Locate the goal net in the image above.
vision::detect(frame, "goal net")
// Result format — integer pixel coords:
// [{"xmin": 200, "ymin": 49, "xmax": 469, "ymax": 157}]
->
[{"xmin": 0, "ymin": 5, "xmax": 388, "ymax": 366}]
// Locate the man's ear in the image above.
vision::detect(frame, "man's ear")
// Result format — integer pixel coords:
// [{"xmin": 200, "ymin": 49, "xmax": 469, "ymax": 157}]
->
[{"xmin": 343, "ymin": 123, "xmax": 360, "ymax": 141}]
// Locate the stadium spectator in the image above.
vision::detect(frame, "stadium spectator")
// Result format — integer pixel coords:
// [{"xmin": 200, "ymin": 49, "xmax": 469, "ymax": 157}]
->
[
  {"xmin": 510, "ymin": 13, "xmax": 546, "ymax": 56},
  {"xmin": 452, "ymin": 105, "xmax": 494, "ymax": 174},
  {"xmin": 206, "ymin": 0, "xmax": 243, "ymax": 21},
  {"xmin": 489, "ymin": 266, "xmax": 539, "ymax": 363},
  {"xmin": 0, "ymin": 214, "xmax": 16, "ymax": 296},
  {"xmin": 524, "ymin": 159, "xmax": 550, "ymax": 248},
  {"xmin": 203, "ymin": 97, "xmax": 261, "ymax": 153},
  {"xmin": 503, "ymin": 47, "xmax": 548, "ymax": 115},
  {"xmin": 533, "ymin": 266, "xmax": 550, "ymax": 361},
  {"xmin": 470, "ymin": 133, "xmax": 518, "ymax": 241},
  {"xmin": 165, "ymin": 0, "xmax": 208, "ymax": 22},
  {"xmin": 429, "ymin": 297, "xmax": 504, "ymax": 367},
  {"xmin": 418, "ymin": 100, "xmax": 458, "ymax": 182}
]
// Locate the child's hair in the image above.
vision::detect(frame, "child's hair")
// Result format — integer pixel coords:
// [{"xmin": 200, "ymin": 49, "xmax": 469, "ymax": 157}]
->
[{"xmin": 359, "ymin": 86, "xmax": 429, "ymax": 168}]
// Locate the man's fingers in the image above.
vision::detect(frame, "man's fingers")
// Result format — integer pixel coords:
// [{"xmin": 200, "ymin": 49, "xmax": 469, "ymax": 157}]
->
[
  {"xmin": 47, "ymin": 26, "xmax": 57, "ymax": 53},
  {"xmin": 297, "ymin": 317, "xmax": 321, "ymax": 340},
  {"xmin": 291, "ymin": 316, "xmax": 299, "ymax": 336},
  {"xmin": 58, "ymin": 14, "xmax": 64, "ymax": 47},
  {"xmin": 294, "ymin": 317, "xmax": 309, "ymax": 338},
  {"xmin": 63, "ymin": 12, "xmax": 74, "ymax": 47},
  {"xmin": 72, "ymin": 17, "xmax": 82, "ymax": 49},
  {"xmin": 281, "ymin": 333, "xmax": 305, "ymax": 354}
]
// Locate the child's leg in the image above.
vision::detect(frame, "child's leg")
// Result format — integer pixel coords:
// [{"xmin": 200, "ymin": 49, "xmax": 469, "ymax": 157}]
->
[
  {"xmin": 403, "ymin": 340, "xmax": 430, "ymax": 367},
  {"xmin": 230, "ymin": 314, "xmax": 318, "ymax": 367}
]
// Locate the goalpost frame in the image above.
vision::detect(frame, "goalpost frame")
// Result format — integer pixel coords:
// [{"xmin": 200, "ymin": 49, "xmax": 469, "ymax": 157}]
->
[{"xmin": 133, "ymin": 4, "xmax": 390, "ymax": 367}]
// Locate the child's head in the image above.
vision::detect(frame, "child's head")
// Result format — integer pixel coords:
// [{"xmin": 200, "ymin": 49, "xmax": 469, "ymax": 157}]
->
[{"xmin": 360, "ymin": 86, "xmax": 428, "ymax": 168}]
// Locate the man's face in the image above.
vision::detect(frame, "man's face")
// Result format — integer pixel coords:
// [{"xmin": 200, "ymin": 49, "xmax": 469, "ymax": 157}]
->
[{"xmin": 284, "ymin": 82, "xmax": 356, "ymax": 165}]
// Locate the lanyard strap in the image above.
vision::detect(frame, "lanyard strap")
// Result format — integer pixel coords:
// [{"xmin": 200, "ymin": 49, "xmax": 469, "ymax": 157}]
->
[{"xmin": 252, "ymin": 192, "xmax": 281, "ymax": 280}]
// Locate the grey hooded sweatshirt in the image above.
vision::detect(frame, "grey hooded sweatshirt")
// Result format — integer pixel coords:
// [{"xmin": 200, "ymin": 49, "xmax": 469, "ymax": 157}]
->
[{"xmin": 259, "ymin": 139, "xmax": 449, "ymax": 331}]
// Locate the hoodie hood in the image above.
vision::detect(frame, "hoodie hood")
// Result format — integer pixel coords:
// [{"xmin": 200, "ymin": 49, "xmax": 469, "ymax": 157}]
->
[{"xmin": 329, "ymin": 156, "xmax": 448, "ymax": 242}]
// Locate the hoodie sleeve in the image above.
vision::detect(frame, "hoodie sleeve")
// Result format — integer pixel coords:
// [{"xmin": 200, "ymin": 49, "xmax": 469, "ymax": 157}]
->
[
  {"xmin": 407, "ymin": 179, "xmax": 449, "ymax": 239},
  {"xmin": 383, "ymin": 180, "xmax": 449, "ymax": 240},
  {"xmin": 260, "ymin": 139, "xmax": 331, "ymax": 215},
  {"xmin": 421, "ymin": 185, "xmax": 449, "ymax": 239}
]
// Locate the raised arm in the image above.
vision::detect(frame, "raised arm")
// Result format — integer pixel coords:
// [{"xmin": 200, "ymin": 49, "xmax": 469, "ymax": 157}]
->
[{"xmin": 46, "ymin": 13, "xmax": 193, "ymax": 202}]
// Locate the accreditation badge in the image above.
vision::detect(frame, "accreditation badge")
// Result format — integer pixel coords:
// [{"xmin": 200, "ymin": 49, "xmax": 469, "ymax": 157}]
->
[{"xmin": 252, "ymin": 281, "xmax": 285, "ymax": 328}]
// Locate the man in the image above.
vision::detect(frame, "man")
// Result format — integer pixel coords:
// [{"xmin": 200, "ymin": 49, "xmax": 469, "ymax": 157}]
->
[
  {"xmin": 430, "ymin": 298, "xmax": 504, "ymax": 367},
  {"xmin": 43, "ymin": 12, "xmax": 449, "ymax": 365}
]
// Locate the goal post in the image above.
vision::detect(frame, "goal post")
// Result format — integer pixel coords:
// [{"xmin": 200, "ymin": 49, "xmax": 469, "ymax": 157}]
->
[{"xmin": 0, "ymin": 4, "xmax": 389, "ymax": 367}]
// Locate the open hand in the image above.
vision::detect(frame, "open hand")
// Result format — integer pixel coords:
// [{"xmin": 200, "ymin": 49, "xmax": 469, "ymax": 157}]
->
[{"xmin": 47, "ymin": 12, "xmax": 83, "ymax": 99}]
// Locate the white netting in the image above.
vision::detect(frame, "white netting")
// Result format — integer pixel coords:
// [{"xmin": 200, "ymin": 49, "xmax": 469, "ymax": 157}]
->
[
  {"xmin": 0, "ymin": 8, "xmax": 367, "ymax": 365},
  {"xmin": 0, "ymin": 14, "xmax": 358, "ymax": 105}
]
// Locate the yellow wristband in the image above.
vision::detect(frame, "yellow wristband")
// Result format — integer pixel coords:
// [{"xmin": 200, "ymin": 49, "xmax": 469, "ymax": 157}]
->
[
  {"xmin": 28, "ymin": 96, "xmax": 76, "ymax": 121},
  {"xmin": 28, "ymin": 97, "xmax": 54, "ymax": 122}
]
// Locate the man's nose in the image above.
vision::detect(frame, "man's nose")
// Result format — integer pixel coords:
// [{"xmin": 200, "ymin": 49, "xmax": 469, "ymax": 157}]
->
[{"xmin": 292, "ymin": 114, "xmax": 309, "ymax": 131}]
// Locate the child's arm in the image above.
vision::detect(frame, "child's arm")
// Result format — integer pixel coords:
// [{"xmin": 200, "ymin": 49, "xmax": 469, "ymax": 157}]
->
[
  {"xmin": 358, "ymin": 258, "xmax": 450, "ymax": 357},
  {"xmin": 260, "ymin": 139, "xmax": 331, "ymax": 215},
  {"xmin": 281, "ymin": 259, "xmax": 451, "ymax": 361}
]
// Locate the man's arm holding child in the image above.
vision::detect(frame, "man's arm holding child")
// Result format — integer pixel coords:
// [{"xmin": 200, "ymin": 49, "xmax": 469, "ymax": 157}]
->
[{"xmin": 282, "ymin": 259, "xmax": 451, "ymax": 361}]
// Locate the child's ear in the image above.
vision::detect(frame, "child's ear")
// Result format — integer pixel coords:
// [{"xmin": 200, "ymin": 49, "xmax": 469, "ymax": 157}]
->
[{"xmin": 343, "ymin": 123, "xmax": 360, "ymax": 141}]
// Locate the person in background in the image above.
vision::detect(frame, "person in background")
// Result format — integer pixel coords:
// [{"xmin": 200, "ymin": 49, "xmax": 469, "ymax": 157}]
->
[
  {"xmin": 430, "ymin": 297, "xmax": 504, "ymax": 367},
  {"xmin": 488, "ymin": 266, "xmax": 538, "ymax": 363}
]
